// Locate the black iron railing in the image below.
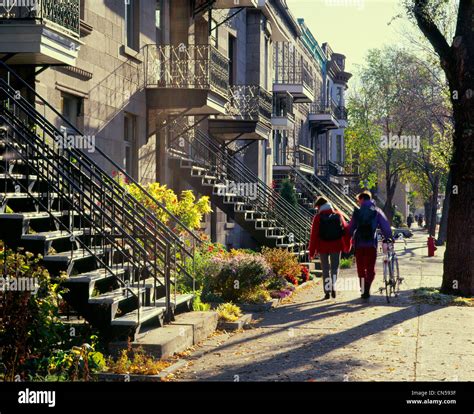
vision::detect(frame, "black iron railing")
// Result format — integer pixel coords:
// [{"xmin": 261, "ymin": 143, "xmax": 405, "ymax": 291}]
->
[
  {"xmin": 169, "ymin": 128, "xmax": 312, "ymax": 253},
  {"xmin": 310, "ymin": 100, "xmax": 347, "ymax": 121},
  {"xmin": 273, "ymin": 92, "xmax": 294, "ymax": 119},
  {"xmin": 226, "ymin": 85, "xmax": 272, "ymax": 126},
  {"xmin": 288, "ymin": 167, "xmax": 355, "ymax": 220},
  {"xmin": 297, "ymin": 145, "xmax": 314, "ymax": 171},
  {"xmin": 0, "ymin": 61, "xmax": 200, "ymax": 323},
  {"xmin": 274, "ymin": 64, "xmax": 314, "ymax": 92},
  {"xmin": 145, "ymin": 44, "xmax": 229, "ymax": 99},
  {"xmin": 0, "ymin": 0, "xmax": 80, "ymax": 39}
]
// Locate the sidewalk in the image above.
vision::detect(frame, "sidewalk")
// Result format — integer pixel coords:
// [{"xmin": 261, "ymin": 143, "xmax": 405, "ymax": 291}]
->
[{"xmin": 173, "ymin": 230, "xmax": 474, "ymax": 381}]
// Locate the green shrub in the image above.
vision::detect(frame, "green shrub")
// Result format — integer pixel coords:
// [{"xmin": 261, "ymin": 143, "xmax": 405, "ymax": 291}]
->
[
  {"xmin": 192, "ymin": 292, "xmax": 211, "ymax": 311},
  {"xmin": 340, "ymin": 257, "xmax": 353, "ymax": 269},
  {"xmin": 279, "ymin": 179, "xmax": 298, "ymax": 208},
  {"xmin": 393, "ymin": 211, "xmax": 404, "ymax": 228}
]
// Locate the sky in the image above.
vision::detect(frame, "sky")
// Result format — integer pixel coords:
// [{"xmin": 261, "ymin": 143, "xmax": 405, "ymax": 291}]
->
[{"xmin": 285, "ymin": 0, "xmax": 417, "ymax": 76}]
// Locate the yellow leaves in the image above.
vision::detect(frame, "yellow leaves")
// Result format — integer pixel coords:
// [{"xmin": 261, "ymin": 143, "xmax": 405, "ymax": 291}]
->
[
  {"xmin": 120, "ymin": 181, "xmax": 212, "ymax": 231},
  {"xmin": 216, "ymin": 303, "xmax": 242, "ymax": 322}
]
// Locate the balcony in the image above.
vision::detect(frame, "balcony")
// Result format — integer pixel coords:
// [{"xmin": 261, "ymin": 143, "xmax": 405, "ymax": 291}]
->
[
  {"xmin": 273, "ymin": 64, "xmax": 314, "ymax": 103},
  {"xmin": 209, "ymin": 85, "xmax": 273, "ymax": 140},
  {"xmin": 271, "ymin": 92, "xmax": 295, "ymax": 131},
  {"xmin": 295, "ymin": 145, "xmax": 314, "ymax": 174},
  {"xmin": 335, "ymin": 105, "xmax": 348, "ymax": 127},
  {"xmin": 308, "ymin": 101, "xmax": 340, "ymax": 130},
  {"xmin": 0, "ymin": 0, "xmax": 81, "ymax": 66},
  {"xmin": 145, "ymin": 44, "xmax": 229, "ymax": 115},
  {"xmin": 214, "ymin": 0, "xmax": 266, "ymax": 8}
]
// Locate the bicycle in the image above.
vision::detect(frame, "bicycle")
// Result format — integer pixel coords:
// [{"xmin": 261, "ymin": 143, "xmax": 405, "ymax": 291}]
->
[{"xmin": 379, "ymin": 235, "xmax": 404, "ymax": 303}]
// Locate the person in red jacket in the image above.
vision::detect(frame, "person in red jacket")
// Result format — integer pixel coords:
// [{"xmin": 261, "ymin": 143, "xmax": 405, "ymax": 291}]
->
[{"xmin": 309, "ymin": 197, "xmax": 352, "ymax": 300}]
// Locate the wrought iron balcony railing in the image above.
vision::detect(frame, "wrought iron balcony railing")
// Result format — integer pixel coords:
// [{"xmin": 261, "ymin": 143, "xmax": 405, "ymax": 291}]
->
[
  {"xmin": 273, "ymin": 92, "xmax": 294, "ymax": 119},
  {"xmin": 297, "ymin": 145, "xmax": 314, "ymax": 170},
  {"xmin": 0, "ymin": 0, "xmax": 80, "ymax": 39},
  {"xmin": 226, "ymin": 85, "xmax": 272, "ymax": 125},
  {"xmin": 310, "ymin": 100, "xmax": 347, "ymax": 120},
  {"xmin": 145, "ymin": 44, "xmax": 229, "ymax": 99},
  {"xmin": 274, "ymin": 64, "xmax": 314, "ymax": 91}
]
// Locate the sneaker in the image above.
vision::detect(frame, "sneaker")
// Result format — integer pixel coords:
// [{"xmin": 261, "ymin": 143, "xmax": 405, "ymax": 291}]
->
[
  {"xmin": 361, "ymin": 292, "xmax": 370, "ymax": 299},
  {"xmin": 331, "ymin": 291, "xmax": 336, "ymax": 299},
  {"xmin": 323, "ymin": 293, "xmax": 330, "ymax": 300}
]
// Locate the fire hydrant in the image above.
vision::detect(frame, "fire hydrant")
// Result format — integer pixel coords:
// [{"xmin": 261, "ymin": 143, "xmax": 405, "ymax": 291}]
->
[{"xmin": 427, "ymin": 236, "xmax": 437, "ymax": 257}]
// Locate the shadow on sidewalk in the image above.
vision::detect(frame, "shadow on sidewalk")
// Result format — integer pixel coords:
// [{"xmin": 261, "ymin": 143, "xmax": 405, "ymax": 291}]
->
[{"xmin": 189, "ymin": 296, "xmax": 438, "ymax": 381}]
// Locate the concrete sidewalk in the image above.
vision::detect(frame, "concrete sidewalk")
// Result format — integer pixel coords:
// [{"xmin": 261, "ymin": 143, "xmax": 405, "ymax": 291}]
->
[{"xmin": 173, "ymin": 229, "xmax": 474, "ymax": 381}]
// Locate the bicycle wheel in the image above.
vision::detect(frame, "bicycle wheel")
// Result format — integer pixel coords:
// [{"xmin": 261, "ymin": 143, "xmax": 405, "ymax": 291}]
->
[
  {"xmin": 383, "ymin": 260, "xmax": 391, "ymax": 303},
  {"xmin": 392, "ymin": 255, "xmax": 401, "ymax": 296}
]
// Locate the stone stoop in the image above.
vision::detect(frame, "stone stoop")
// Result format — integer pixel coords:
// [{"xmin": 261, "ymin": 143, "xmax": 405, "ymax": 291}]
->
[{"xmin": 108, "ymin": 311, "xmax": 218, "ymax": 359}]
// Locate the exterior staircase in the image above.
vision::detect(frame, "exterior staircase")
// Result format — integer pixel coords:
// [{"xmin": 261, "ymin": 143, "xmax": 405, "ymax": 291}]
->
[
  {"xmin": 273, "ymin": 167, "xmax": 358, "ymax": 221},
  {"xmin": 168, "ymin": 127, "xmax": 313, "ymax": 258},
  {"xmin": 0, "ymin": 61, "xmax": 198, "ymax": 342}
]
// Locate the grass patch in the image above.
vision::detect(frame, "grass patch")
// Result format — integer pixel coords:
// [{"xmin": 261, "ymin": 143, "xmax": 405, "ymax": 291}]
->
[{"xmin": 411, "ymin": 287, "xmax": 474, "ymax": 307}]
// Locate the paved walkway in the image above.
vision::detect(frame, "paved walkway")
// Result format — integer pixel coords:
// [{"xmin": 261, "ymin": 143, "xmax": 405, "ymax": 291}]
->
[{"xmin": 174, "ymin": 229, "xmax": 474, "ymax": 381}]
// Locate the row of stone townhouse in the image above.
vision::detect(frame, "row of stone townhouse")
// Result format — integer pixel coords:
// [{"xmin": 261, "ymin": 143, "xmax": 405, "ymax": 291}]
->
[{"xmin": 0, "ymin": 0, "xmax": 358, "ymax": 252}]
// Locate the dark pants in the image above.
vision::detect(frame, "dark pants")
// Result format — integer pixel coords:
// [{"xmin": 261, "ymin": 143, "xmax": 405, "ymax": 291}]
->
[
  {"xmin": 319, "ymin": 252, "xmax": 341, "ymax": 294},
  {"xmin": 355, "ymin": 247, "xmax": 377, "ymax": 292}
]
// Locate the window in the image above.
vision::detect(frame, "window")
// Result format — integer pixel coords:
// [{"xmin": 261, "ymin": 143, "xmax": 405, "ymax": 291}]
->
[
  {"xmin": 61, "ymin": 93, "xmax": 83, "ymax": 128},
  {"xmin": 228, "ymin": 35, "xmax": 236, "ymax": 86},
  {"xmin": 337, "ymin": 86, "xmax": 343, "ymax": 106},
  {"xmin": 336, "ymin": 134, "xmax": 342, "ymax": 163},
  {"xmin": 264, "ymin": 37, "xmax": 269, "ymax": 90},
  {"xmin": 80, "ymin": 0, "xmax": 85, "ymax": 20},
  {"xmin": 125, "ymin": 0, "xmax": 139, "ymax": 50},
  {"xmin": 124, "ymin": 113, "xmax": 137, "ymax": 179},
  {"xmin": 210, "ymin": 19, "xmax": 218, "ymax": 48},
  {"xmin": 155, "ymin": 0, "xmax": 161, "ymax": 30},
  {"xmin": 326, "ymin": 80, "xmax": 330, "ymax": 106}
]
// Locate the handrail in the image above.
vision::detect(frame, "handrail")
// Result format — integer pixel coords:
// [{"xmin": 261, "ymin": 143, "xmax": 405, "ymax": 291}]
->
[
  {"xmin": 0, "ymin": 60, "xmax": 201, "ymax": 246},
  {"xmin": 170, "ymin": 128, "xmax": 312, "ymax": 251},
  {"xmin": 290, "ymin": 167, "xmax": 352, "ymax": 220},
  {"xmin": 0, "ymin": 113, "xmax": 149, "ymax": 297},
  {"xmin": 0, "ymin": 0, "xmax": 80, "ymax": 39},
  {"xmin": 0, "ymin": 61, "xmax": 200, "ymax": 322}
]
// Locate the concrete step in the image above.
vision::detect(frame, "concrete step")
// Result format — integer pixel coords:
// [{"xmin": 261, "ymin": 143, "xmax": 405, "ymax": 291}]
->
[{"xmin": 109, "ymin": 311, "xmax": 218, "ymax": 359}]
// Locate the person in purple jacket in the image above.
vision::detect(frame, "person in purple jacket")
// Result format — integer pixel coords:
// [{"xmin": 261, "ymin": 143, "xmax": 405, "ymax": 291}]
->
[{"xmin": 348, "ymin": 191, "xmax": 393, "ymax": 299}]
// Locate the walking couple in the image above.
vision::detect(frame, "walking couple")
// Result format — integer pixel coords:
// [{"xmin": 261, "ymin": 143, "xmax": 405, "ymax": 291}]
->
[{"xmin": 309, "ymin": 191, "xmax": 392, "ymax": 300}]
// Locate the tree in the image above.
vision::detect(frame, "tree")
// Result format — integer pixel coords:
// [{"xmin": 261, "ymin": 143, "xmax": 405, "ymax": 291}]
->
[
  {"xmin": 279, "ymin": 179, "xmax": 298, "ymax": 208},
  {"xmin": 404, "ymin": 0, "xmax": 474, "ymax": 296},
  {"xmin": 346, "ymin": 47, "xmax": 429, "ymax": 223}
]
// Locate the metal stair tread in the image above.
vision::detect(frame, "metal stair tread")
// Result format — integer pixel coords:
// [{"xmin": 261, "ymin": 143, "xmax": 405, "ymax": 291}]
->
[
  {"xmin": 66, "ymin": 268, "xmax": 126, "ymax": 283},
  {"xmin": 43, "ymin": 247, "xmax": 107, "ymax": 262},
  {"xmin": 0, "ymin": 211, "xmax": 62, "ymax": 220},
  {"xmin": 154, "ymin": 293, "xmax": 194, "ymax": 308},
  {"xmin": 89, "ymin": 286, "xmax": 145, "ymax": 305},
  {"xmin": 110, "ymin": 306, "xmax": 166, "ymax": 326},
  {"xmin": 1, "ymin": 192, "xmax": 58, "ymax": 198},
  {"xmin": 0, "ymin": 173, "xmax": 38, "ymax": 180},
  {"xmin": 22, "ymin": 230, "xmax": 83, "ymax": 241}
]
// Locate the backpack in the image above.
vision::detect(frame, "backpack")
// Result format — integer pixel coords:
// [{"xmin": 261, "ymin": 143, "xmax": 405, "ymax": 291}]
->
[
  {"xmin": 319, "ymin": 213, "xmax": 345, "ymax": 241},
  {"xmin": 354, "ymin": 206, "xmax": 377, "ymax": 241}
]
